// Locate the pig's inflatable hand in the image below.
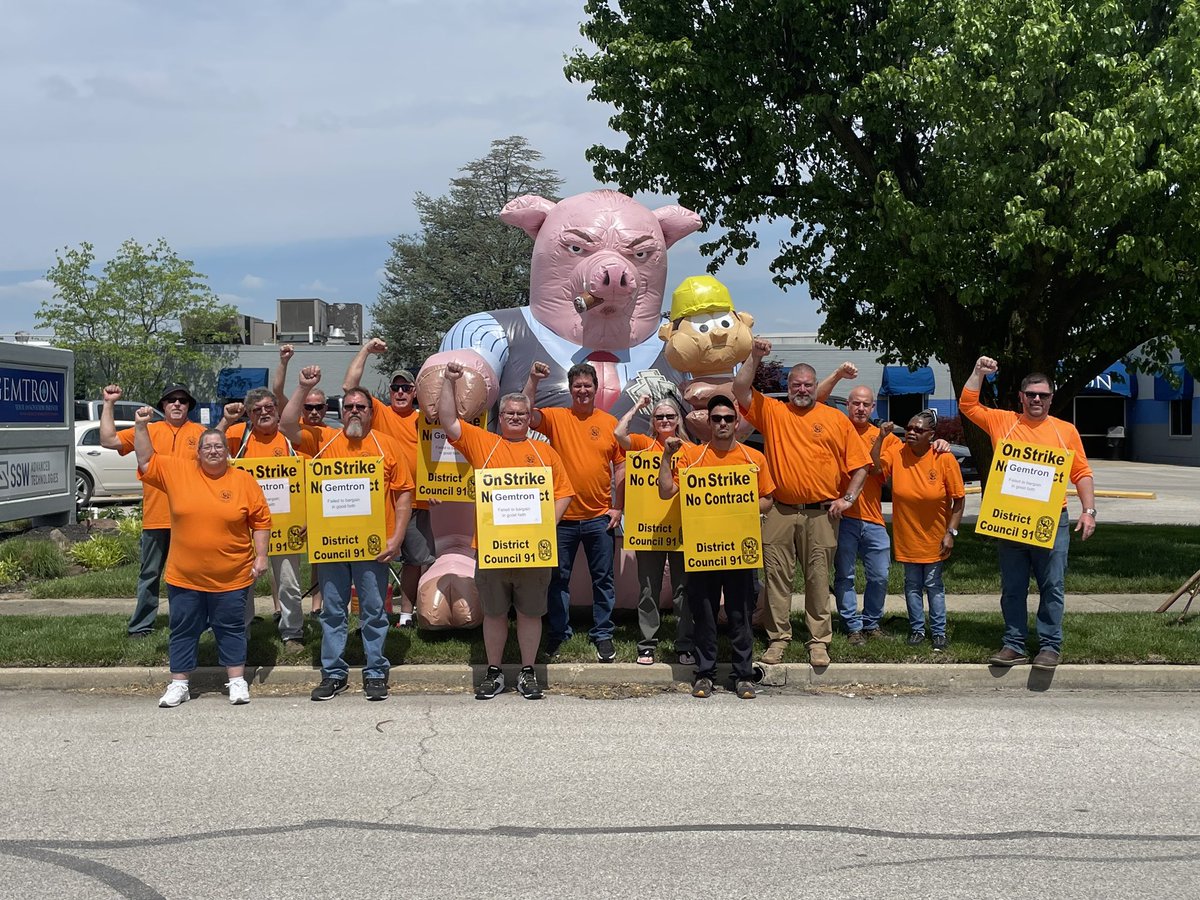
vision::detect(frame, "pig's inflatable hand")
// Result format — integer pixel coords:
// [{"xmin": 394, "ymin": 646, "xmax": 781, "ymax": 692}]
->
[
  {"xmin": 416, "ymin": 350, "xmax": 498, "ymax": 422},
  {"xmin": 415, "ymin": 503, "xmax": 483, "ymax": 629}
]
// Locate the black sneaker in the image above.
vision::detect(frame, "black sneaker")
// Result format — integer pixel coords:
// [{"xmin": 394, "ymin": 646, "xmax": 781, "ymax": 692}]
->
[
  {"xmin": 906, "ymin": 631, "xmax": 926, "ymax": 646},
  {"xmin": 363, "ymin": 676, "xmax": 389, "ymax": 701},
  {"xmin": 595, "ymin": 638, "xmax": 616, "ymax": 663},
  {"xmin": 932, "ymin": 634, "xmax": 948, "ymax": 653},
  {"xmin": 475, "ymin": 666, "xmax": 505, "ymax": 700},
  {"xmin": 517, "ymin": 667, "xmax": 543, "ymax": 700},
  {"xmin": 691, "ymin": 677, "xmax": 713, "ymax": 698},
  {"xmin": 310, "ymin": 676, "xmax": 348, "ymax": 701}
]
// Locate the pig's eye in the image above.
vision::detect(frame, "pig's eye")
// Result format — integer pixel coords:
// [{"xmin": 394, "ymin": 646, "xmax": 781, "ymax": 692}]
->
[
  {"xmin": 568, "ymin": 245, "xmax": 584, "ymax": 255},
  {"xmin": 698, "ymin": 324, "xmax": 710, "ymax": 333},
  {"xmin": 633, "ymin": 250, "xmax": 647, "ymax": 260}
]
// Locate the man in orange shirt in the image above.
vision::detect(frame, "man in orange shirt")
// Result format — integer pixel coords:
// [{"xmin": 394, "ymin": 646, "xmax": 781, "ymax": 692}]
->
[
  {"xmin": 660, "ymin": 395, "xmax": 775, "ymax": 699},
  {"xmin": 218, "ymin": 387, "xmax": 317, "ymax": 650},
  {"xmin": 961, "ymin": 356, "xmax": 1096, "ymax": 670},
  {"xmin": 733, "ymin": 340, "xmax": 872, "ymax": 667},
  {"xmin": 437, "ymin": 361, "xmax": 575, "ymax": 700},
  {"xmin": 343, "ymin": 337, "xmax": 432, "ymax": 627},
  {"xmin": 100, "ymin": 382, "xmax": 207, "ymax": 638},
  {"xmin": 525, "ymin": 361, "xmax": 625, "ymax": 662}
]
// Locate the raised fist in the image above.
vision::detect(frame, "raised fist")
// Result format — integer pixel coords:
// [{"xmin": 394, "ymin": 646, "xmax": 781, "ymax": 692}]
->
[
  {"xmin": 299, "ymin": 365, "xmax": 321, "ymax": 389},
  {"xmin": 530, "ymin": 361, "xmax": 551, "ymax": 381},
  {"xmin": 365, "ymin": 337, "xmax": 387, "ymax": 355},
  {"xmin": 102, "ymin": 385, "xmax": 122, "ymax": 402},
  {"xmin": 751, "ymin": 338, "xmax": 772, "ymax": 359},
  {"xmin": 279, "ymin": 344, "xmax": 294, "ymax": 363}
]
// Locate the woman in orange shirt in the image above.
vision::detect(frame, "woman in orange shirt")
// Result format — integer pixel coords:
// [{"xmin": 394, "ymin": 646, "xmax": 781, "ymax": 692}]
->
[
  {"xmin": 614, "ymin": 393, "xmax": 694, "ymax": 666},
  {"xmin": 873, "ymin": 410, "xmax": 965, "ymax": 652},
  {"xmin": 133, "ymin": 408, "xmax": 271, "ymax": 708}
]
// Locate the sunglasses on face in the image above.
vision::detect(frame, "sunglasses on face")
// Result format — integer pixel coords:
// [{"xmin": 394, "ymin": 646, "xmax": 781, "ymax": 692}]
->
[
  {"xmin": 391, "ymin": 383, "xmax": 416, "ymax": 393},
  {"xmin": 653, "ymin": 414, "xmax": 677, "ymax": 421},
  {"xmin": 709, "ymin": 414, "xmax": 737, "ymax": 424},
  {"xmin": 905, "ymin": 425, "xmax": 932, "ymax": 433},
  {"xmin": 163, "ymin": 396, "xmax": 189, "ymax": 405},
  {"xmin": 303, "ymin": 403, "xmax": 326, "ymax": 411},
  {"xmin": 343, "ymin": 403, "xmax": 370, "ymax": 412},
  {"xmin": 1023, "ymin": 390, "xmax": 1052, "ymax": 400}
]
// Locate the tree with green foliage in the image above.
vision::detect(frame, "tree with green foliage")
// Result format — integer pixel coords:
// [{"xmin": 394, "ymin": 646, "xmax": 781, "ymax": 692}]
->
[
  {"xmin": 371, "ymin": 136, "xmax": 564, "ymax": 373},
  {"xmin": 567, "ymin": 0, "xmax": 1200, "ymax": 468},
  {"xmin": 38, "ymin": 238, "xmax": 238, "ymax": 403}
]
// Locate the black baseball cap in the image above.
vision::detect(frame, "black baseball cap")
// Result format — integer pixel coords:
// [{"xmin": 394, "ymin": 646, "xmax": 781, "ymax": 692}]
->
[{"xmin": 157, "ymin": 384, "xmax": 197, "ymax": 412}]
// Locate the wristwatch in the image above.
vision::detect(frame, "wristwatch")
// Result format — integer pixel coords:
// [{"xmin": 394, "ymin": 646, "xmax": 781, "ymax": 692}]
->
[
  {"xmin": 842, "ymin": 493, "xmax": 857, "ymax": 504},
  {"xmin": 1082, "ymin": 508, "xmax": 1097, "ymax": 517},
  {"xmin": 947, "ymin": 528, "xmax": 959, "ymax": 538}
]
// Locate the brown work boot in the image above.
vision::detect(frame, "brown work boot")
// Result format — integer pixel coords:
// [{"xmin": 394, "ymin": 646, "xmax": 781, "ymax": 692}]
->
[
  {"xmin": 1031, "ymin": 649, "xmax": 1061, "ymax": 670},
  {"xmin": 847, "ymin": 631, "xmax": 866, "ymax": 647},
  {"xmin": 759, "ymin": 641, "xmax": 786, "ymax": 666},
  {"xmin": 863, "ymin": 628, "xmax": 886, "ymax": 641},
  {"xmin": 988, "ymin": 647, "xmax": 1029, "ymax": 667},
  {"xmin": 808, "ymin": 643, "xmax": 830, "ymax": 667}
]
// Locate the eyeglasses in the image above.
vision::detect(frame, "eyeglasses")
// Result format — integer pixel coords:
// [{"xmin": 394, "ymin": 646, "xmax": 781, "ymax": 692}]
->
[
  {"xmin": 391, "ymin": 383, "xmax": 416, "ymax": 393},
  {"xmin": 303, "ymin": 403, "xmax": 326, "ymax": 411},
  {"xmin": 709, "ymin": 414, "xmax": 737, "ymax": 424},
  {"xmin": 199, "ymin": 444, "xmax": 226, "ymax": 454},
  {"xmin": 162, "ymin": 396, "xmax": 189, "ymax": 405},
  {"xmin": 1023, "ymin": 390, "xmax": 1052, "ymax": 400},
  {"xmin": 343, "ymin": 403, "xmax": 370, "ymax": 412},
  {"xmin": 653, "ymin": 414, "xmax": 677, "ymax": 421},
  {"xmin": 501, "ymin": 410, "xmax": 529, "ymax": 419},
  {"xmin": 905, "ymin": 425, "xmax": 932, "ymax": 433}
]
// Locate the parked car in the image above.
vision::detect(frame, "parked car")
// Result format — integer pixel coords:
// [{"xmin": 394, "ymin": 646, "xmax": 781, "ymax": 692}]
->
[
  {"xmin": 75, "ymin": 400, "xmax": 163, "ymax": 423},
  {"xmin": 75, "ymin": 421, "xmax": 141, "ymax": 506}
]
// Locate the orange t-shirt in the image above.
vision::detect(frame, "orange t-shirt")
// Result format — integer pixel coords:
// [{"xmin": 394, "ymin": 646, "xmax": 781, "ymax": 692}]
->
[
  {"xmin": 842, "ymin": 423, "xmax": 901, "ymax": 526},
  {"xmin": 959, "ymin": 387, "xmax": 1093, "ymax": 506},
  {"xmin": 313, "ymin": 429, "xmax": 415, "ymax": 540},
  {"xmin": 881, "ymin": 444, "xmax": 965, "ymax": 564},
  {"xmin": 118, "ymin": 420, "xmax": 208, "ymax": 529},
  {"xmin": 368, "ymin": 397, "xmax": 427, "ymax": 511},
  {"xmin": 534, "ymin": 406, "xmax": 625, "ymax": 521},
  {"xmin": 672, "ymin": 441, "xmax": 777, "ymax": 499},
  {"xmin": 226, "ymin": 423, "xmax": 319, "ymax": 459},
  {"xmin": 140, "ymin": 455, "xmax": 272, "ymax": 592},
  {"xmin": 742, "ymin": 390, "xmax": 871, "ymax": 505},
  {"xmin": 451, "ymin": 421, "xmax": 574, "ymax": 501},
  {"xmin": 627, "ymin": 433, "xmax": 667, "ymax": 452}
]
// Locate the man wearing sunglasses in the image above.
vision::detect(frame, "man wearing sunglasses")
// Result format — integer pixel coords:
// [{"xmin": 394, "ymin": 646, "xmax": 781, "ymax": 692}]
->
[
  {"xmin": 100, "ymin": 382, "xmax": 207, "ymax": 638},
  {"xmin": 961, "ymin": 356, "xmax": 1096, "ymax": 671},
  {"xmin": 733, "ymin": 340, "xmax": 872, "ymax": 668},
  {"xmin": 343, "ymin": 338, "xmax": 434, "ymax": 627}
]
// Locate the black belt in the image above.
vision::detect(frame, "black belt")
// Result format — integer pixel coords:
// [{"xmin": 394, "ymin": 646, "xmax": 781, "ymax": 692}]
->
[{"xmin": 783, "ymin": 500, "xmax": 835, "ymax": 511}]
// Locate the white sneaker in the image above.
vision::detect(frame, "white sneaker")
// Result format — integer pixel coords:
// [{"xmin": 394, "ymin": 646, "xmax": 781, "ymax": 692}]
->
[
  {"xmin": 158, "ymin": 681, "xmax": 190, "ymax": 708},
  {"xmin": 226, "ymin": 678, "xmax": 250, "ymax": 705}
]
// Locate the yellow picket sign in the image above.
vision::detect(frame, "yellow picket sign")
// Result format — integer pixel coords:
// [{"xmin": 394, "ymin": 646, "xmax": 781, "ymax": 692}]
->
[
  {"xmin": 474, "ymin": 466, "xmax": 557, "ymax": 569},
  {"xmin": 416, "ymin": 410, "xmax": 487, "ymax": 502},
  {"xmin": 623, "ymin": 448, "xmax": 681, "ymax": 552},
  {"xmin": 304, "ymin": 456, "xmax": 386, "ymax": 563},
  {"xmin": 977, "ymin": 438, "xmax": 1074, "ymax": 548},
  {"xmin": 229, "ymin": 457, "xmax": 306, "ymax": 556},
  {"xmin": 679, "ymin": 463, "xmax": 762, "ymax": 572}
]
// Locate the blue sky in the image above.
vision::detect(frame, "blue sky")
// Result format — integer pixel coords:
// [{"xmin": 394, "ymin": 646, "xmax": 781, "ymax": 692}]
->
[{"xmin": 0, "ymin": 0, "xmax": 821, "ymax": 340}]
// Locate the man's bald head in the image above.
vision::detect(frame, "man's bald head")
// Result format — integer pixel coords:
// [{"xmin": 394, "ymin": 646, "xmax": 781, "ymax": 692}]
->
[{"xmin": 847, "ymin": 385, "xmax": 876, "ymax": 424}]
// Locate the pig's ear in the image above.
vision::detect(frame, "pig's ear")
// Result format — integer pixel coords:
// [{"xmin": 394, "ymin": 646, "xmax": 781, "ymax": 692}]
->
[
  {"xmin": 501, "ymin": 195, "xmax": 557, "ymax": 239},
  {"xmin": 655, "ymin": 205, "xmax": 703, "ymax": 248}
]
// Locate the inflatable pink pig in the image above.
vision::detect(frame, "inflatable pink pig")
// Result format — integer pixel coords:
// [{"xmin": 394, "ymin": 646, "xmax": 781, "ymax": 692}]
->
[{"xmin": 413, "ymin": 189, "xmax": 702, "ymax": 628}]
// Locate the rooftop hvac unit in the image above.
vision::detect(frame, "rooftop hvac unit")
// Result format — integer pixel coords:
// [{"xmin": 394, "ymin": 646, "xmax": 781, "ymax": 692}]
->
[
  {"xmin": 276, "ymin": 298, "xmax": 328, "ymax": 343},
  {"xmin": 250, "ymin": 321, "xmax": 277, "ymax": 345},
  {"xmin": 326, "ymin": 302, "xmax": 363, "ymax": 344}
]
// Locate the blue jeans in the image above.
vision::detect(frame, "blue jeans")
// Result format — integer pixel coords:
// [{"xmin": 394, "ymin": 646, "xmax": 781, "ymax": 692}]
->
[
  {"xmin": 166, "ymin": 585, "xmax": 247, "ymax": 673},
  {"xmin": 996, "ymin": 510, "xmax": 1069, "ymax": 653},
  {"xmin": 833, "ymin": 518, "xmax": 890, "ymax": 633},
  {"xmin": 319, "ymin": 560, "xmax": 391, "ymax": 680},
  {"xmin": 546, "ymin": 516, "xmax": 616, "ymax": 644},
  {"xmin": 128, "ymin": 528, "xmax": 170, "ymax": 636},
  {"xmin": 903, "ymin": 562, "xmax": 946, "ymax": 637}
]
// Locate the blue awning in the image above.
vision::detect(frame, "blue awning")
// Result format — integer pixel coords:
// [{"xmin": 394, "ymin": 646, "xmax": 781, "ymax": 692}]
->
[
  {"xmin": 217, "ymin": 367, "xmax": 269, "ymax": 401},
  {"xmin": 1153, "ymin": 363, "xmax": 1194, "ymax": 401},
  {"xmin": 878, "ymin": 365, "xmax": 935, "ymax": 396},
  {"xmin": 1082, "ymin": 361, "xmax": 1137, "ymax": 398}
]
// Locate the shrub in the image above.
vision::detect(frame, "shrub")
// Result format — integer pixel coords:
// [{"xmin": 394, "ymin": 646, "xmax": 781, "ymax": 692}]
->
[
  {"xmin": 0, "ymin": 558, "xmax": 23, "ymax": 587},
  {"xmin": 70, "ymin": 535, "xmax": 133, "ymax": 570},
  {"xmin": 0, "ymin": 538, "xmax": 67, "ymax": 579}
]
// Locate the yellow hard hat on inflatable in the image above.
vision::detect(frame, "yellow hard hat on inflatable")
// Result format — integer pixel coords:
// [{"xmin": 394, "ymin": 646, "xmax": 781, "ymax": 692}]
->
[{"xmin": 670, "ymin": 275, "xmax": 734, "ymax": 320}]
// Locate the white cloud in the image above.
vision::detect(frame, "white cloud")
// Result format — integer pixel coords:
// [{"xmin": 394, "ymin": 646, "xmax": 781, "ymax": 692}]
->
[
  {"xmin": 240, "ymin": 274, "xmax": 265, "ymax": 290},
  {"xmin": 301, "ymin": 280, "xmax": 333, "ymax": 293}
]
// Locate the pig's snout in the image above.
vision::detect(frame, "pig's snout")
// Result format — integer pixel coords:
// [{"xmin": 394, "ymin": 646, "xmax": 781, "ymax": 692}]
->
[{"xmin": 583, "ymin": 256, "xmax": 637, "ymax": 305}]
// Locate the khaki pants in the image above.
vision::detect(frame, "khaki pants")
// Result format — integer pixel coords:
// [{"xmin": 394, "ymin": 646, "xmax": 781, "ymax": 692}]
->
[{"xmin": 761, "ymin": 503, "xmax": 837, "ymax": 647}]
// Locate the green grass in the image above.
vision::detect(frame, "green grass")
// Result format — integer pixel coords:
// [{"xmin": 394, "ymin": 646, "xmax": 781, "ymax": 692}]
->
[
  {"xmin": 29, "ymin": 564, "xmax": 289, "ymax": 599},
  {"xmin": 0, "ymin": 608, "xmax": 1197, "ymax": 667},
  {"xmin": 830, "ymin": 523, "xmax": 1200, "ymax": 595}
]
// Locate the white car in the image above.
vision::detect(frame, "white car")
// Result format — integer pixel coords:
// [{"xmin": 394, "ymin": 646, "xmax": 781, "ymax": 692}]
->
[{"xmin": 75, "ymin": 421, "xmax": 141, "ymax": 506}]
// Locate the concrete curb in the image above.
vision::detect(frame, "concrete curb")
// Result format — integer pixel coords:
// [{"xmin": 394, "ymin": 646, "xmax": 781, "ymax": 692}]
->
[{"xmin": 1, "ymin": 662, "xmax": 1197, "ymax": 692}]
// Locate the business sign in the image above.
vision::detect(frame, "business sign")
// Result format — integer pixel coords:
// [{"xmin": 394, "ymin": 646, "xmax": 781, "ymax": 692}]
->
[
  {"xmin": 474, "ymin": 466, "xmax": 557, "ymax": 569},
  {"xmin": 623, "ymin": 448, "xmax": 682, "ymax": 551},
  {"xmin": 416, "ymin": 411, "xmax": 487, "ymax": 501},
  {"xmin": 976, "ymin": 439, "xmax": 1073, "ymax": 548},
  {"xmin": 0, "ymin": 450, "xmax": 68, "ymax": 501},
  {"xmin": 304, "ymin": 457, "xmax": 386, "ymax": 563},
  {"xmin": 230, "ymin": 457, "xmax": 306, "ymax": 555},
  {"xmin": 0, "ymin": 367, "xmax": 66, "ymax": 424},
  {"xmin": 679, "ymin": 464, "xmax": 761, "ymax": 572}
]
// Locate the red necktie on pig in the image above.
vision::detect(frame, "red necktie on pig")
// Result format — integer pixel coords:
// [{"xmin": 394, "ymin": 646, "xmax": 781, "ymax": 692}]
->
[{"xmin": 586, "ymin": 350, "xmax": 620, "ymax": 412}]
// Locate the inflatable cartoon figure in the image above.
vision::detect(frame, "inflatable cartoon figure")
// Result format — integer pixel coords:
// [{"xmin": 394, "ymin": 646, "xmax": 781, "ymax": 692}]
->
[
  {"xmin": 658, "ymin": 275, "xmax": 756, "ymax": 441},
  {"xmin": 412, "ymin": 189, "xmax": 702, "ymax": 627}
]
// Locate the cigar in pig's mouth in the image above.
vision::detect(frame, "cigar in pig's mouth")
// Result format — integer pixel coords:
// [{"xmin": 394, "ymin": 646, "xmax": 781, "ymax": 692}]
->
[{"xmin": 573, "ymin": 291, "xmax": 602, "ymax": 314}]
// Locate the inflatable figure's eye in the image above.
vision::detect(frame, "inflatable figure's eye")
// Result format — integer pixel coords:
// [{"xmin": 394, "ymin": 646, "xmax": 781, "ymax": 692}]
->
[
  {"xmin": 718, "ymin": 316, "xmax": 732, "ymax": 329},
  {"xmin": 698, "ymin": 324, "xmax": 710, "ymax": 333}
]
